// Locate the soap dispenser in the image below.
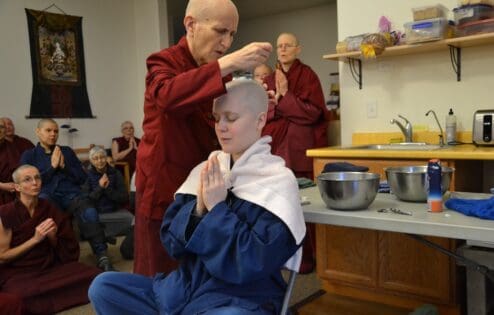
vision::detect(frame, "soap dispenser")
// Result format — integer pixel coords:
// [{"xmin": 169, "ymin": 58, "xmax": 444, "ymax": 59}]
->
[{"xmin": 445, "ymin": 108, "xmax": 457, "ymax": 144}]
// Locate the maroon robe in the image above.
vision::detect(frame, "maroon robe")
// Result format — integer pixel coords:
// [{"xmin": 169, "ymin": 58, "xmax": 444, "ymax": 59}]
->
[
  {"xmin": 262, "ymin": 59, "xmax": 329, "ymax": 179},
  {"xmin": 10, "ymin": 135, "xmax": 35, "ymax": 155},
  {"xmin": 0, "ymin": 292, "xmax": 22, "ymax": 315},
  {"xmin": 0, "ymin": 199, "xmax": 100, "ymax": 315},
  {"xmin": 135, "ymin": 36, "xmax": 228, "ymax": 276},
  {"xmin": 112, "ymin": 136, "xmax": 140, "ymax": 177},
  {"xmin": 0, "ymin": 140, "xmax": 21, "ymax": 205}
]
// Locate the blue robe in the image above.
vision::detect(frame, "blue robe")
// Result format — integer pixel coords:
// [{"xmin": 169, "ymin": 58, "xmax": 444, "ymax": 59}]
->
[{"xmin": 155, "ymin": 192, "xmax": 299, "ymax": 315}]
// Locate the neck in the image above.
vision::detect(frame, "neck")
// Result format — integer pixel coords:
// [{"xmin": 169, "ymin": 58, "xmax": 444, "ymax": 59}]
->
[
  {"xmin": 281, "ymin": 62, "xmax": 293, "ymax": 72},
  {"xmin": 5, "ymin": 135, "xmax": 14, "ymax": 142},
  {"xmin": 40, "ymin": 142, "xmax": 54, "ymax": 153},
  {"xmin": 20, "ymin": 195, "xmax": 38, "ymax": 216},
  {"xmin": 186, "ymin": 36, "xmax": 204, "ymax": 66}
]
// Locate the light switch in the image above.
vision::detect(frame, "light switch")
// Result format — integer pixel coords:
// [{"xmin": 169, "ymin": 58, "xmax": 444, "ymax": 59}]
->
[{"xmin": 367, "ymin": 100, "xmax": 377, "ymax": 118}]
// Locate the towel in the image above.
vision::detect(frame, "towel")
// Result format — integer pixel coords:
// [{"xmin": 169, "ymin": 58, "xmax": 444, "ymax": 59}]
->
[
  {"xmin": 322, "ymin": 162, "xmax": 369, "ymax": 173},
  {"xmin": 445, "ymin": 196, "xmax": 494, "ymax": 220},
  {"xmin": 176, "ymin": 136, "xmax": 306, "ymax": 271}
]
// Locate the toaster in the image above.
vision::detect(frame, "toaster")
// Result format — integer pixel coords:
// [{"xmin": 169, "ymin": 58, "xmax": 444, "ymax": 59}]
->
[{"xmin": 473, "ymin": 110, "xmax": 494, "ymax": 145}]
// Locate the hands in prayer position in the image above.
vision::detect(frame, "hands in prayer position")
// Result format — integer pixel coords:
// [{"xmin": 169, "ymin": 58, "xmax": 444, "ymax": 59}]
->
[
  {"xmin": 50, "ymin": 146, "xmax": 65, "ymax": 169},
  {"xmin": 33, "ymin": 218, "xmax": 57, "ymax": 243},
  {"xmin": 196, "ymin": 155, "xmax": 227, "ymax": 215},
  {"xmin": 98, "ymin": 173, "xmax": 110, "ymax": 189}
]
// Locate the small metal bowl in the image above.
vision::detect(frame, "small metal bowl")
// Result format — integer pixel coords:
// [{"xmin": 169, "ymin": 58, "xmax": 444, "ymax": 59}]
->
[
  {"xmin": 384, "ymin": 165, "xmax": 454, "ymax": 202},
  {"xmin": 316, "ymin": 172, "xmax": 380, "ymax": 210}
]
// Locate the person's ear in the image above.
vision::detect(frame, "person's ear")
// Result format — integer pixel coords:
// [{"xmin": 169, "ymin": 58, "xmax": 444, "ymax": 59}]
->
[
  {"xmin": 184, "ymin": 16, "xmax": 196, "ymax": 35},
  {"xmin": 14, "ymin": 182, "xmax": 22, "ymax": 193},
  {"xmin": 257, "ymin": 112, "xmax": 267, "ymax": 130},
  {"xmin": 295, "ymin": 45, "xmax": 302, "ymax": 56},
  {"xmin": 35, "ymin": 128, "xmax": 41, "ymax": 138}
]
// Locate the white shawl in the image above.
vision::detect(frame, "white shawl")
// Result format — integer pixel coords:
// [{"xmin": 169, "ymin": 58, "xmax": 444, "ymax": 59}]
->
[{"xmin": 175, "ymin": 136, "xmax": 305, "ymax": 271}]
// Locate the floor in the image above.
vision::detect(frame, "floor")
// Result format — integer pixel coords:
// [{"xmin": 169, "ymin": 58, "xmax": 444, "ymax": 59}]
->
[{"xmin": 56, "ymin": 239, "xmax": 323, "ymax": 315}]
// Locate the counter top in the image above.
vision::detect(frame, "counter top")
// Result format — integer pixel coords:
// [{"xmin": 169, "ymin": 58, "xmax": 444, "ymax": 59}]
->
[
  {"xmin": 301, "ymin": 186, "xmax": 494, "ymax": 243},
  {"xmin": 306, "ymin": 144, "xmax": 494, "ymax": 160}
]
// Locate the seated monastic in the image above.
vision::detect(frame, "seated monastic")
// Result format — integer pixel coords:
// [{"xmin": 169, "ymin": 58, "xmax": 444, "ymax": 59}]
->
[
  {"xmin": 89, "ymin": 79, "xmax": 305, "ymax": 315},
  {"xmin": 20, "ymin": 119, "xmax": 87, "ymax": 213},
  {"xmin": 0, "ymin": 119, "xmax": 21, "ymax": 205},
  {"xmin": 78, "ymin": 146, "xmax": 133, "ymax": 271},
  {"xmin": 0, "ymin": 165, "xmax": 100, "ymax": 315},
  {"xmin": 111, "ymin": 121, "xmax": 140, "ymax": 177},
  {"xmin": 1, "ymin": 117, "xmax": 35, "ymax": 155}
]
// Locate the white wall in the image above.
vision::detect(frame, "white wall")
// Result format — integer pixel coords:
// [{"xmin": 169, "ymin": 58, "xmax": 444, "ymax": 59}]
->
[
  {"xmin": 337, "ymin": 0, "xmax": 494, "ymax": 145},
  {"xmin": 0, "ymin": 0, "xmax": 161, "ymax": 148},
  {"xmin": 231, "ymin": 3, "xmax": 339, "ymax": 102}
]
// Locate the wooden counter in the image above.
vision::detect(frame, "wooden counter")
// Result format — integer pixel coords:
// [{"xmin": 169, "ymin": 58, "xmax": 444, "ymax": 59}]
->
[{"xmin": 302, "ymin": 144, "xmax": 494, "ymax": 314}]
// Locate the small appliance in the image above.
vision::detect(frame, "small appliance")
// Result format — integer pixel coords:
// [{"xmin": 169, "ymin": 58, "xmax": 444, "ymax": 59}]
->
[{"xmin": 473, "ymin": 110, "xmax": 494, "ymax": 145}]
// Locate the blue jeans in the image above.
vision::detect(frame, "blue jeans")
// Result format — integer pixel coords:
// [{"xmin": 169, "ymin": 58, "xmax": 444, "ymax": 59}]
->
[{"xmin": 89, "ymin": 272, "xmax": 273, "ymax": 315}]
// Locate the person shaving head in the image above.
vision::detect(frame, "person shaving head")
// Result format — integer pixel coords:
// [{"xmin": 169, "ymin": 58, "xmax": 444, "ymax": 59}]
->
[{"xmin": 212, "ymin": 78, "xmax": 268, "ymax": 162}]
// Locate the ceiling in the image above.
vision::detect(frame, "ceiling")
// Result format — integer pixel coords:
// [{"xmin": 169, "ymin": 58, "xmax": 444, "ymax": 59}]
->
[{"xmin": 167, "ymin": 0, "xmax": 335, "ymax": 20}]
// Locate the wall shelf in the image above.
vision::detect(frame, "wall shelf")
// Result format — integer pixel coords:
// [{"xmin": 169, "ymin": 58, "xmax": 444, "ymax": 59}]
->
[{"xmin": 323, "ymin": 32, "xmax": 494, "ymax": 89}]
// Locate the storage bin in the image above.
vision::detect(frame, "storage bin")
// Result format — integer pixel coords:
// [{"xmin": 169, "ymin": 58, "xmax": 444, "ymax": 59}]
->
[
  {"xmin": 404, "ymin": 18, "xmax": 450, "ymax": 44},
  {"xmin": 457, "ymin": 17, "xmax": 494, "ymax": 35},
  {"xmin": 453, "ymin": 4, "xmax": 494, "ymax": 25},
  {"xmin": 413, "ymin": 4, "xmax": 449, "ymax": 21}
]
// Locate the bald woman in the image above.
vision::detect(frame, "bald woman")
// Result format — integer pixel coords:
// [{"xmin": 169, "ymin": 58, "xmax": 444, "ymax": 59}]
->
[
  {"xmin": 90, "ymin": 79, "xmax": 305, "ymax": 315},
  {"xmin": 134, "ymin": 0, "xmax": 273, "ymax": 276}
]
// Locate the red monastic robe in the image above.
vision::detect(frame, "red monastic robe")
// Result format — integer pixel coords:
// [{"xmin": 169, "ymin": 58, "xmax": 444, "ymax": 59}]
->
[
  {"xmin": 11, "ymin": 135, "xmax": 35, "ymax": 155},
  {"xmin": 0, "ymin": 292, "xmax": 22, "ymax": 315},
  {"xmin": 134, "ymin": 36, "xmax": 227, "ymax": 276},
  {"xmin": 0, "ymin": 199, "xmax": 100, "ymax": 315},
  {"xmin": 0, "ymin": 140, "xmax": 21, "ymax": 205},
  {"xmin": 262, "ymin": 59, "xmax": 329, "ymax": 179},
  {"xmin": 112, "ymin": 136, "xmax": 140, "ymax": 177}
]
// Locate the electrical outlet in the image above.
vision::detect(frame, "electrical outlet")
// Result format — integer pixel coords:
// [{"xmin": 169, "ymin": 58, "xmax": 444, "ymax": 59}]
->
[{"xmin": 367, "ymin": 100, "xmax": 377, "ymax": 118}]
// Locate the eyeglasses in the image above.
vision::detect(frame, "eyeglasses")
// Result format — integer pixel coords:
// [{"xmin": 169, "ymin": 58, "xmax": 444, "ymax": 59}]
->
[
  {"xmin": 20, "ymin": 175, "xmax": 42, "ymax": 184},
  {"xmin": 276, "ymin": 43, "xmax": 297, "ymax": 50}
]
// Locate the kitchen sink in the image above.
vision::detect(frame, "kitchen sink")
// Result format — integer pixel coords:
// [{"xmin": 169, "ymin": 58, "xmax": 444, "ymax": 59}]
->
[{"xmin": 345, "ymin": 142, "xmax": 444, "ymax": 151}]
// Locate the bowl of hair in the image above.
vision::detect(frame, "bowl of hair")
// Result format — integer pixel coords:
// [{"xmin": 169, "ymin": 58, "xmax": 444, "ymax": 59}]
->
[{"xmin": 316, "ymin": 172, "xmax": 380, "ymax": 210}]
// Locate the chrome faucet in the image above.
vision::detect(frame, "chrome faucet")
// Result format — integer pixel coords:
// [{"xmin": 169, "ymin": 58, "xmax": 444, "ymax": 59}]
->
[
  {"xmin": 425, "ymin": 110, "xmax": 445, "ymax": 146},
  {"xmin": 390, "ymin": 115, "xmax": 413, "ymax": 143}
]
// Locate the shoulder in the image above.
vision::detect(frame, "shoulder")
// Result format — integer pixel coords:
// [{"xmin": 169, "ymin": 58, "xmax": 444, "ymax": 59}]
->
[{"xmin": 0, "ymin": 201, "xmax": 18, "ymax": 229}]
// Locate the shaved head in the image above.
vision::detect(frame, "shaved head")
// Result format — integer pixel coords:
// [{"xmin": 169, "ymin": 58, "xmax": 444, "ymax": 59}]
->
[
  {"xmin": 37, "ymin": 118, "xmax": 57, "ymax": 128},
  {"xmin": 185, "ymin": 0, "xmax": 238, "ymax": 22},
  {"xmin": 215, "ymin": 78, "xmax": 268, "ymax": 115},
  {"xmin": 277, "ymin": 32, "xmax": 299, "ymax": 46}
]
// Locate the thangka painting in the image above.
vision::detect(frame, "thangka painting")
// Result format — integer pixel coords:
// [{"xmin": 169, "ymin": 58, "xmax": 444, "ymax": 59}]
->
[{"xmin": 25, "ymin": 9, "xmax": 94, "ymax": 118}]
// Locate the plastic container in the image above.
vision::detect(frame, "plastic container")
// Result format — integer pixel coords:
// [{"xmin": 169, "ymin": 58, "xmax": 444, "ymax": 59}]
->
[
  {"xmin": 412, "ymin": 4, "xmax": 449, "ymax": 21},
  {"xmin": 457, "ymin": 17, "xmax": 494, "ymax": 34},
  {"xmin": 446, "ymin": 108, "xmax": 457, "ymax": 144},
  {"xmin": 427, "ymin": 159, "xmax": 443, "ymax": 212},
  {"xmin": 453, "ymin": 4, "xmax": 494, "ymax": 25},
  {"xmin": 404, "ymin": 17, "xmax": 450, "ymax": 44}
]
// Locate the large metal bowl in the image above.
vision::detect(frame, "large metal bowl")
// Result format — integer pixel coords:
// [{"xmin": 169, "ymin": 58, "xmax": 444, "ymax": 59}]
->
[
  {"xmin": 316, "ymin": 172, "xmax": 380, "ymax": 210},
  {"xmin": 384, "ymin": 165, "xmax": 455, "ymax": 202}
]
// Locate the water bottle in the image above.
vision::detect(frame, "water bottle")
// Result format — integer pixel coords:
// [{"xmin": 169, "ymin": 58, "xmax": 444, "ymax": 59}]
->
[
  {"xmin": 445, "ymin": 108, "xmax": 457, "ymax": 144},
  {"xmin": 427, "ymin": 159, "xmax": 442, "ymax": 212}
]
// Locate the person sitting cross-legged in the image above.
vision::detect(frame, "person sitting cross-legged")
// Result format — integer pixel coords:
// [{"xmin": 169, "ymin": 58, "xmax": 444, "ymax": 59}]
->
[
  {"xmin": 89, "ymin": 78, "xmax": 306, "ymax": 315},
  {"xmin": 78, "ymin": 146, "xmax": 133, "ymax": 271},
  {"xmin": 0, "ymin": 165, "xmax": 100, "ymax": 315}
]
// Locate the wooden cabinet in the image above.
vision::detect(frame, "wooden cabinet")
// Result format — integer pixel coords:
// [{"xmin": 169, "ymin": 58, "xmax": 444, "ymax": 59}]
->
[{"xmin": 313, "ymin": 158, "xmax": 465, "ymax": 314}]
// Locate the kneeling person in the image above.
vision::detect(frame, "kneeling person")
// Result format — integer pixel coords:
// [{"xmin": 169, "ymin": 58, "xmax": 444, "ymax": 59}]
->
[
  {"xmin": 89, "ymin": 79, "xmax": 306, "ymax": 315},
  {"xmin": 0, "ymin": 165, "xmax": 100, "ymax": 315}
]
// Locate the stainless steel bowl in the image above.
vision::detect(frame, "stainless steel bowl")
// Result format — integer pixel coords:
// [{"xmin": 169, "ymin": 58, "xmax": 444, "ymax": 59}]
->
[
  {"xmin": 384, "ymin": 165, "xmax": 454, "ymax": 202},
  {"xmin": 316, "ymin": 172, "xmax": 380, "ymax": 210}
]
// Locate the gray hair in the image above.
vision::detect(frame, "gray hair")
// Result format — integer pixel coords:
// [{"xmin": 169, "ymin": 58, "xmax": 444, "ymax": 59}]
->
[
  {"xmin": 89, "ymin": 146, "xmax": 107, "ymax": 160},
  {"xmin": 12, "ymin": 164, "xmax": 39, "ymax": 184}
]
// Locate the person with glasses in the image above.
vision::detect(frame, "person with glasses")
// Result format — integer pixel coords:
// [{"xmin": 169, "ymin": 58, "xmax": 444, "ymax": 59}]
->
[
  {"xmin": 0, "ymin": 164, "xmax": 100, "ymax": 314},
  {"xmin": 111, "ymin": 121, "xmax": 140, "ymax": 177},
  {"xmin": 77, "ymin": 146, "xmax": 133, "ymax": 271},
  {"xmin": 134, "ymin": 0, "xmax": 273, "ymax": 277},
  {"xmin": 262, "ymin": 32, "xmax": 329, "ymax": 274},
  {"xmin": 0, "ymin": 119, "xmax": 21, "ymax": 205}
]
